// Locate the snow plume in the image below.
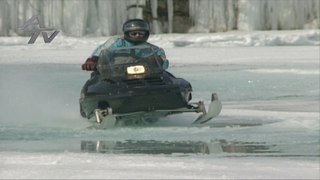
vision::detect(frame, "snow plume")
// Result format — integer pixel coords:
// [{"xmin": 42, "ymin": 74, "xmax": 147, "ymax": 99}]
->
[{"xmin": 0, "ymin": 0, "xmax": 319, "ymax": 36}]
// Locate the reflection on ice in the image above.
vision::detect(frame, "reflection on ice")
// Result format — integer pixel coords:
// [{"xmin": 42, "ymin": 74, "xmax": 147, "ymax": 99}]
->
[{"xmin": 81, "ymin": 140, "xmax": 279, "ymax": 155}]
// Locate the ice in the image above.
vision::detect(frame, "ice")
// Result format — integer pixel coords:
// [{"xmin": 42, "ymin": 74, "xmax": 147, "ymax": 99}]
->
[
  {"xmin": 150, "ymin": 0, "xmax": 162, "ymax": 34},
  {"xmin": 246, "ymin": 68, "xmax": 319, "ymax": 75},
  {"xmin": 0, "ymin": 0, "xmax": 319, "ymax": 36},
  {"xmin": 189, "ymin": 0, "xmax": 320, "ymax": 32},
  {"xmin": 0, "ymin": 30, "xmax": 319, "ymax": 179},
  {"xmin": 1, "ymin": 152, "xmax": 318, "ymax": 179}
]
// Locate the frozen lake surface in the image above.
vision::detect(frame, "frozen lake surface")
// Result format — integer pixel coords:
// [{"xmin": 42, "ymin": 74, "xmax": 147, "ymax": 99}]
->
[{"xmin": 0, "ymin": 31, "xmax": 319, "ymax": 179}]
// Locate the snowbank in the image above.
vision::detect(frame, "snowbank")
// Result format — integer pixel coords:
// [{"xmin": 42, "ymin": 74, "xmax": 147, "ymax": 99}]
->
[
  {"xmin": 0, "ymin": 30, "xmax": 319, "ymax": 65},
  {"xmin": 0, "ymin": 30, "xmax": 319, "ymax": 48}
]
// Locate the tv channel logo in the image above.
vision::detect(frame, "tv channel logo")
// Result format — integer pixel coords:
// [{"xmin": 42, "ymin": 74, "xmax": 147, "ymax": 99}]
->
[{"xmin": 21, "ymin": 15, "xmax": 60, "ymax": 44}]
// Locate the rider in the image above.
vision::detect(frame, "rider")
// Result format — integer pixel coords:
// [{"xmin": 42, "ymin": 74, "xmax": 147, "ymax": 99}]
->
[{"xmin": 82, "ymin": 19, "xmax": 169, "ymax": 71}]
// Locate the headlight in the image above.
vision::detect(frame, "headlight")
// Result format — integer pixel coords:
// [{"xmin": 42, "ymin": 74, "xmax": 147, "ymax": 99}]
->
[{"xmin": 127, "ymin": 65, "xmax": 145, "ymax": 75}]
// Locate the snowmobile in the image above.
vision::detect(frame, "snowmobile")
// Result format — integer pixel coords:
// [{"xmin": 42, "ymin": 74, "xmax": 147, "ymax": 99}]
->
[{"xmin": 79, "ymin": 46, "xmax": 222, "ymax": 128}]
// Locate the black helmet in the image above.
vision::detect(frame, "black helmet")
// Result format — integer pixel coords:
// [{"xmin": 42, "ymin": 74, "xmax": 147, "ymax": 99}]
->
[{"xmin": 123, "ymin": 19, "xmax": 150, "ymax": 43}]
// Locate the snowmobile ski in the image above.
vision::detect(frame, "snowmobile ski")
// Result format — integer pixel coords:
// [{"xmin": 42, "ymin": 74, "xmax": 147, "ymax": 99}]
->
[{"xmin": 192, "ymin": 93, "xmax": 222, "ymax": 124}]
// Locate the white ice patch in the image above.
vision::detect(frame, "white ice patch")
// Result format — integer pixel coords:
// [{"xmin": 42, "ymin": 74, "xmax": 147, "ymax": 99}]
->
[{"xmin": 247, "ymin": 68, "xmax": 320, "ymax": 75}]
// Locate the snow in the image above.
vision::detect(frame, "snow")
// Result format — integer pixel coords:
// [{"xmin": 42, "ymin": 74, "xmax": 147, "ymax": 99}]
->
[
  {"xmin": 0, "ymin": 29, "xmax": 318, "ymax": 64},
  {"xmin": 0, "ymin": 30, "xmax": 319, "ymax": 179}
]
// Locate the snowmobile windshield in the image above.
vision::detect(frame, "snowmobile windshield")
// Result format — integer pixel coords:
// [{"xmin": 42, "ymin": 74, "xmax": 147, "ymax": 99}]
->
[{"xmin": 97, "ymin": 46, "xmax": 164, "ymax": 79}]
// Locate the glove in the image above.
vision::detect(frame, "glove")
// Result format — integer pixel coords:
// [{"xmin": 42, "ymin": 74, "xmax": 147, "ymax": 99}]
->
[
  {"xmin": 81, "ymin": 57, "xmax": 98, "ymax": 71},
  {"xmin": 82, "ymin": 61, "xmax": 97, "ymax": 71}
]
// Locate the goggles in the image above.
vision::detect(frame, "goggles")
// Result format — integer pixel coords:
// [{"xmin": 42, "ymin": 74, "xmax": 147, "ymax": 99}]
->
[{"xmin": 128, "ymin": 31, "xmax": 146, "ymax": 36}]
